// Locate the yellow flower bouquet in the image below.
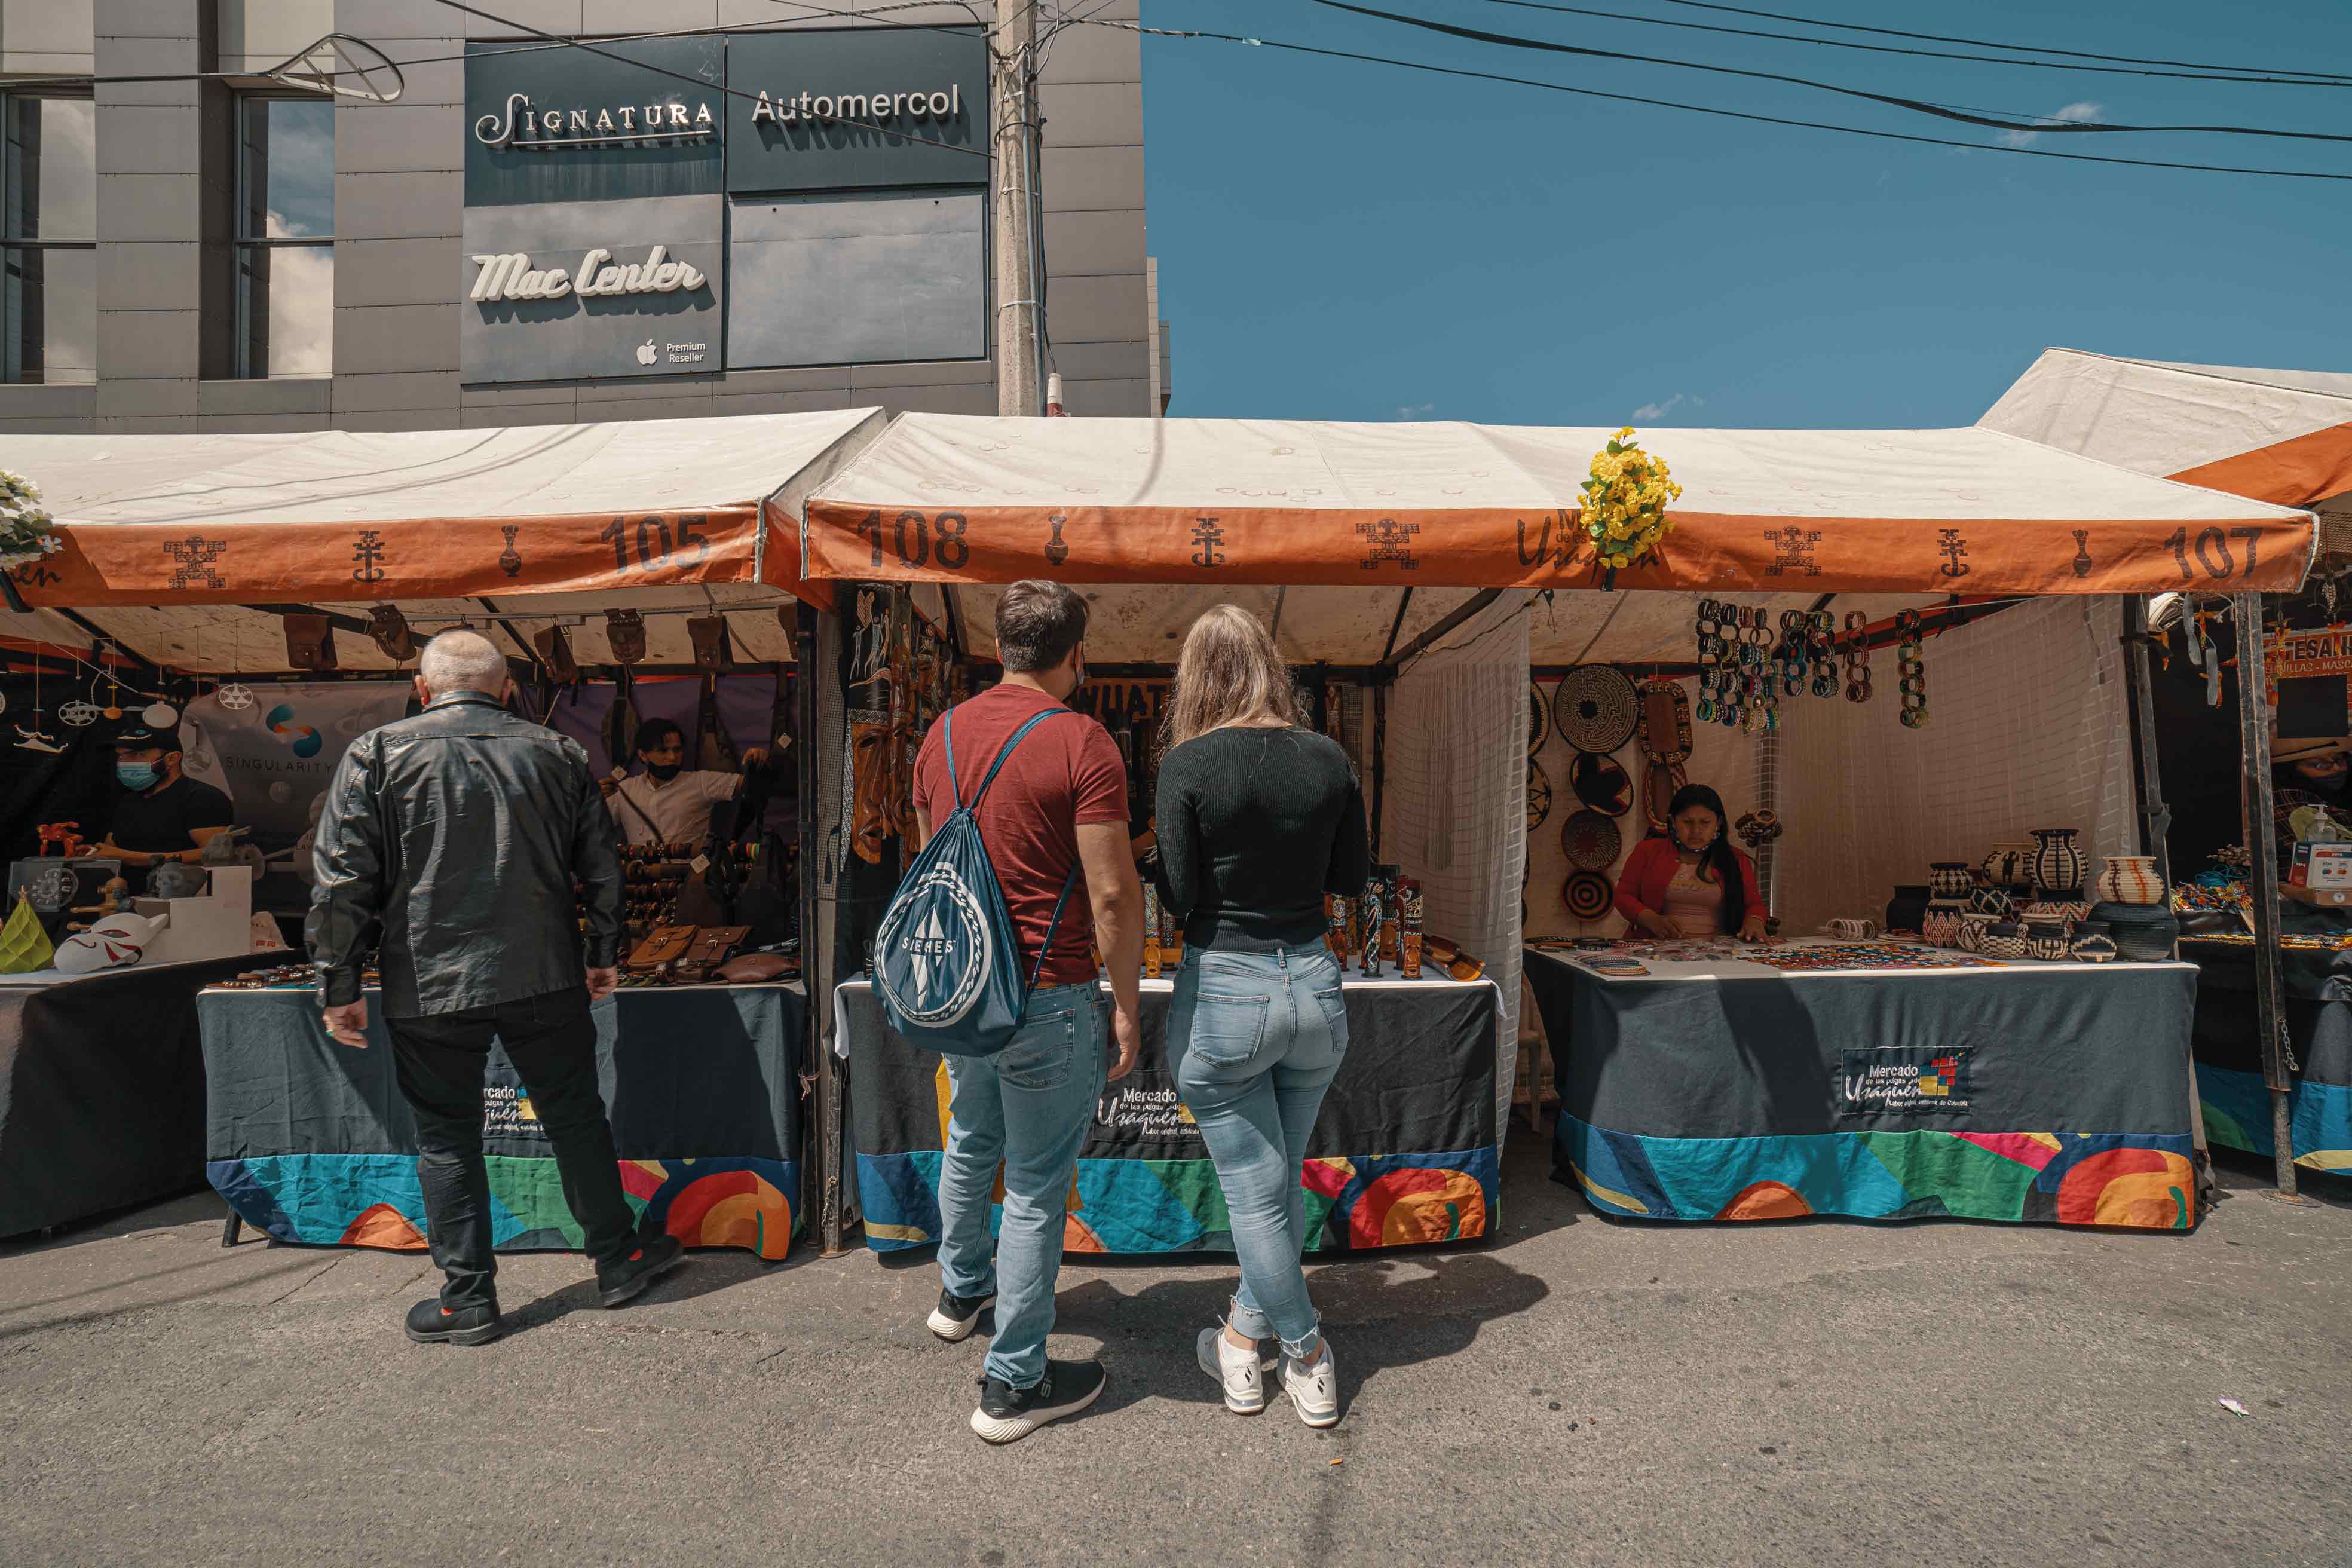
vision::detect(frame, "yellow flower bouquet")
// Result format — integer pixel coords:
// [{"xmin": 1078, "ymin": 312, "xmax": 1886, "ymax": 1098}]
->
[{"xmin": 1578, "ymin": 427, "xmax": 1682, "ymax": 576}]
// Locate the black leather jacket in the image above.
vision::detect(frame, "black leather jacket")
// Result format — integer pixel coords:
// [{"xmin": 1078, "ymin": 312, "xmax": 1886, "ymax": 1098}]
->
[{"xmin": 306, "ymin": 691, "xmax": 623, "ymax": 1018}]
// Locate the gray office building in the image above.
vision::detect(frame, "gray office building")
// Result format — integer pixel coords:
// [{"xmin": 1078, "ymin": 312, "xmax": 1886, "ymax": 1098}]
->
[{"xmin": 0, "ymin": 1, "xmax": 1167, "ymax": 433}]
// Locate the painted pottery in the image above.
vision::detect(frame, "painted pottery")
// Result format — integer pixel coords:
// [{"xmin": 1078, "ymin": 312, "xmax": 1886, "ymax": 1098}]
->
[
  {"xmin": 2090, "ymin": 901, "xmax": 2178, "ymax": 963},
  {"xmin": 2094, "ymin": 855, "xmax": 2166, "ymax": 906},
  {"xmin": 2022, "ymin": 917, "xmax": 2073, "ymax": 962},
  {"xmin": 1979, "ymin": 922, "xmax": 2030, "ymax": 960},
  {"xmin": 2022, "ymin": 897, "xmax": 2090, "ymax": 926},
  {"xmin": 2069, "ymin": 920, "xmax": 2117, "ymax": 964},
  {"xmin": 1982, "ymin": 843, "xmax": 2034, "ymax": 886},
  {"xmin": 1928, "ymin": 862, "xmax": 1974, "ymax": 899},
  {"xmin": 1965, "ymin": 884, "xmax": 2016, "ymax": 921},
  {"xmin": 1955, "ymin": 912, "xmax": 1996, "ymax": 953},
  {"xmin": 2031, "ymin": 827, "xmax": 2086, "ymax": 895}
]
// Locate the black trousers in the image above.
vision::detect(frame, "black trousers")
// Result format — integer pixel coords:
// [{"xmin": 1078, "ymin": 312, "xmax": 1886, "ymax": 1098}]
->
[{"xmin": 387, "ymin": 987, "xmax": 640, "ymax": 1310}]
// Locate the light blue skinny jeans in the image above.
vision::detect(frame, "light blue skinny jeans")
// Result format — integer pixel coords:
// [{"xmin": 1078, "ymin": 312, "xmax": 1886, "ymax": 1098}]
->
[
  {"xmin": 938, "ymin": 982, "xmax": 1108, "ymax": 1391},
  {"xmin": 1171, "ymin": 943, "xmax": 1350, "ymax": 1358}
]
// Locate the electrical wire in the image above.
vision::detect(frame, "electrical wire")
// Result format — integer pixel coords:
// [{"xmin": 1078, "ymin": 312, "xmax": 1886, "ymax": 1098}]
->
[
  {"xmin": 1462, "ymin": 0, "xmax": 2352, "ymax": 88},
  {"xmin": 1096, "ymin": 17, "xmax": 2352, "ymax": 182},
  {"xmin": 1654, "ymin": 0, "xmax": 2352, "ymax": 84},
  {"xmin": 1316, "ymin": 0, "xmax": 2352, "ymax": 147}
]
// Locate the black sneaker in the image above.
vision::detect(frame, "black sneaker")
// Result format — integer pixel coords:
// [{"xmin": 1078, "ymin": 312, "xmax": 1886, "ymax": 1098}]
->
[
  {"xmin": 927, "ymin": 1287, "xmax": 994, "ymax": 1343},
  {"xmin": 597, "ymin": 1233, "xmax": 687, "ymax": 1307},
  {"xmin": 405, "ymin": 1297, "xmax": 502, "ymax": 1347},
  {"xmin": 969, "ymin": 1359, "xmax": 1107, "ymax": 1444}
]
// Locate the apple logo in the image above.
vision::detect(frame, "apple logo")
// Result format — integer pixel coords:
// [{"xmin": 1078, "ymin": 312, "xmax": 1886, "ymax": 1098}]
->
[{"xmin": 635, "ymin": 339, "xmax": 657, "ymax": 366}]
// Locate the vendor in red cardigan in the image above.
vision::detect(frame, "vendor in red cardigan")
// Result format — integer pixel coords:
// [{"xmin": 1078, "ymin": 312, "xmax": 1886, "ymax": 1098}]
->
[{"xmin": 1612, "ymin": 783, "xmax": 1777, "ymax": 943}]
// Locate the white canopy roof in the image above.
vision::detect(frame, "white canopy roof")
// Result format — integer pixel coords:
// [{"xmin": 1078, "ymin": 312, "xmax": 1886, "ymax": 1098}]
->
[
  {"xmin": 802, "ymin": 414, "xmax": 2314, "ymax": 599},
  {"xmin": 1980, "ymin": 348, "xmax": 2352, "ymax": 510}
]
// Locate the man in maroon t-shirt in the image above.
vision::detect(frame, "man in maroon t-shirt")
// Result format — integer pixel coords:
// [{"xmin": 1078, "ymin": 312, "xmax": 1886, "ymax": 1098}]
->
[{"xmin": 908, "ymin": 580, "xmax": 1143, "ymax": 1444}]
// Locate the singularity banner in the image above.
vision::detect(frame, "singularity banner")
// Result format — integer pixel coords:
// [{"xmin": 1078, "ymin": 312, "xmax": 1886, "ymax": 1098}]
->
[{"xmin": 183, "ymin": 683, "xmax": 411, "ymax": 853}]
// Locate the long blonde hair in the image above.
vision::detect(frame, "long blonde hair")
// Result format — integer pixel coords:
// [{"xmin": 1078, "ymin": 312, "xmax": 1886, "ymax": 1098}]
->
[{"xmin": 1162, "ymin": 604, "xmax": 1298, "ymax": 752}]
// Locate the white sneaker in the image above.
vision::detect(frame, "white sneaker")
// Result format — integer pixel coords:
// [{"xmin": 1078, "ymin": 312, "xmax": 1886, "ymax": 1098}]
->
[
  {"xmin": 1281, "ymin": 1342, "xmax": 1340, "ymax": 1428},
  {"xmin": 1197, "ymin": 1325, "xmax": 1265, "ymax": 1414}
]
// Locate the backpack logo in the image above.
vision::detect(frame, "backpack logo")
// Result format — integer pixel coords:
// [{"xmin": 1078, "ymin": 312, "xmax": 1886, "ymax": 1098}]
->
[{"xmin": 885, "ymin": 864, "xmax": 994, "ymax": 1027}]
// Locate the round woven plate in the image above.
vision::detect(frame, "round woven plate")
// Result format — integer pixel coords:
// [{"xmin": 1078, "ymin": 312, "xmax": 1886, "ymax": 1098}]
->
[
  {"xmin": 1560, "ymin": 807, "xmax": 1623, "ymax": 872},
  {"xmin": 1563, "ymin": 869, "xmax": 1614, "ymax": 921},
  {"xmin": 1553, "ymin": 664, "xmax": 1640, "ymax": 755},
  {"xmin": 1528, "ymin": 682, "xmax": 1550, "ymax": 755},
  {"xmin": 1526, "ymin": 759, "xmax": 1553, "ymax": 831},
  {"xmin": 1570, "ymin": 752, "xmax": 1632, "ymax": 817}
]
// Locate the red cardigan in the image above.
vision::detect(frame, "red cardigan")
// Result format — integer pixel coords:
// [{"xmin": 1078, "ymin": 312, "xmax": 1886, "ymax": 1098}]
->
[{"xmin": 1610, "ymin": 835, "xmax": 1763, "ymax": 932}]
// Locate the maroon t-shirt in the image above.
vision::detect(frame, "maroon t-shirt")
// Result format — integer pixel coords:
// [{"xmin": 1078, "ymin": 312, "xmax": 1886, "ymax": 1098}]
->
[{"xmin": 912, "ymin": 684, "xmax": 1129, "ymax": 988}]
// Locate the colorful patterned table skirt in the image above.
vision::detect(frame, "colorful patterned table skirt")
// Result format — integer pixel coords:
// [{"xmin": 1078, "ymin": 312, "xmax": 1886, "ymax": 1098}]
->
[
  {"xmin": 1558, "ymin": 1116, "xmax": 2195, "ymax": 1229},
  {"xmin": 841, "ymin": 976, "xmax": 1503, "ymax": 1255},
  {"xmin": 2197, "ymin": 1065, "xmax": 2352, "ymax": 1177}
]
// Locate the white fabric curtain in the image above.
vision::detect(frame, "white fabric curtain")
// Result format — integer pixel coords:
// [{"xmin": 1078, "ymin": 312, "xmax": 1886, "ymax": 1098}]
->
[
  {"xmin": 1774, "ymin": 596, "xmax": 2139, "ymax": 936},
  {"xmin": 1382, "ymin": 594, "xmax": 1529, "ymax": 1137}
]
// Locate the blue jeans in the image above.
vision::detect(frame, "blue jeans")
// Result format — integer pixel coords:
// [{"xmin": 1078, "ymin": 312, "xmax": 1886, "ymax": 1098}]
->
[
  {"xmin": 1171, "ymin": 944, "xmax": 1349, "ymax": 1358},
  {"xmin": 937, "ymin": 982, "xmax": 1109, "ymax": 1389}
]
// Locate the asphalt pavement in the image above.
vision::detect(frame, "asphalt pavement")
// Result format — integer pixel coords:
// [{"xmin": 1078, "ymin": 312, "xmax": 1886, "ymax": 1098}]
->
[{"xmin": 4, "ymin": 1135, "xmax": 2350, "ymax": 1567}]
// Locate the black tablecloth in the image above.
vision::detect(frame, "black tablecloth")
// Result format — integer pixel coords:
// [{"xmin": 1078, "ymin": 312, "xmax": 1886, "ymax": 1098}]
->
[
  {"xmin": 840, "ymin": 975, "xmax": 1502, "ymax": 1254},
  {"xmin": 2180, "ymin": 938, "xmax": 2352, "ymax": 1171},
  {"xmin": 200, "ymin": 983, "xmax": 807, "ymax": 1257},
  {"xmin": 0, "ymin": 956, "xmax": 259, "ymax": 1239},
  {"xmin": 1526, "ymin": 947, "xmax": 2201, "ymax": 1229}
]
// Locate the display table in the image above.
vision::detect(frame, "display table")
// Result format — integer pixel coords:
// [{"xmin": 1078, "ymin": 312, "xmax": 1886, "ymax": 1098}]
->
[
  {"xmin": 1524, "ymin": 942, "xmax": 2200, "ymax": 1230},
  {"xmin": 839, "ymin": 971, "xmax": 1501, "ymax": 1255},
  {"xmin": 2182, "ymin": 936, "xmax": 2352, "ymax": 1177},
  {"xmin": 1, "ymin": 955, "xmax": 262, "ymax": 1239},
  {"xmin": 199, "ymin": 981, "xmax": 806, "ymax": 1259}
]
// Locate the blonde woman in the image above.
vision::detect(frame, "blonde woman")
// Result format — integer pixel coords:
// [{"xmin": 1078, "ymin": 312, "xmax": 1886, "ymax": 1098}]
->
[{"xmin": 1157, "ymin": 605, "xmax": 1369, "ymax": 1428}]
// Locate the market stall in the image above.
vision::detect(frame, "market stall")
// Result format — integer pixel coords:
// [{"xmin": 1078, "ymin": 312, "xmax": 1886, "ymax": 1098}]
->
[
  {"xmin": 2, "ymin": 409, "xmax": 884, "ymax": 1251},
  {"xmin": 200, "ymin": 978, "xmax": 806, "ymax": 1259},
  {"xmin": 790, "ymin": 412, "xmax": 2313, "ymax": 1248},
  {"xmin": 1985, "ymin": 350, "xmax": 2352, "ymax": 1189}
]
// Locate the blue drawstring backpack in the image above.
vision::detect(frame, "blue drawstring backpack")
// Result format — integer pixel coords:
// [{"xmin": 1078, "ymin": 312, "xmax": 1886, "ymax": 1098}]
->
[{"xmin": 873, "ymin": 706, "xmax": 1083, "ymax": 1056}]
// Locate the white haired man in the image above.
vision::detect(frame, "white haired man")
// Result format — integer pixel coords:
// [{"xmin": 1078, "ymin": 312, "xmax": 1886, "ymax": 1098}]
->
[{"xmin": 307, "ymin": 629, "xmax": 684, "ymax": 1345}]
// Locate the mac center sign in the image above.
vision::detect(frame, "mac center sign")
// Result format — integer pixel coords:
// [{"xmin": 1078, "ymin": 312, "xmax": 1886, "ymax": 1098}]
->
[{"xmin": 459, "ymin": 29, "xmax": 987, "ymax": 386}]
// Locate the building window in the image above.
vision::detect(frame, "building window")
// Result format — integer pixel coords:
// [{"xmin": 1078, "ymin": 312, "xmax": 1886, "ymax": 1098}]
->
[
  {"xmin": 1, "ymin": 94, "xmax": 97, "ymax": 385},
  {"xmin": 235, "ymin": 96, "xmax": 335, "ymax": 378}
]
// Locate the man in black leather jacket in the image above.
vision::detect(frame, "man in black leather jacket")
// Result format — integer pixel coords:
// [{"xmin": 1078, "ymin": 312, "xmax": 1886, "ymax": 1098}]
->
[{"xmin": 307, "ymin": 629, "xmax": 684, "ymax": 1346}]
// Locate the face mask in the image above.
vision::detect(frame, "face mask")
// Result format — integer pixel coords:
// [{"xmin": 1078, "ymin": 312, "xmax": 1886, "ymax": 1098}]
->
[
  {"xmin": 117, "ymin": 762, "xmax": 160, "ymax": 791},
  {"xmin": 645, "ymin": 761, "xmax": 682, "ymax": 783}
]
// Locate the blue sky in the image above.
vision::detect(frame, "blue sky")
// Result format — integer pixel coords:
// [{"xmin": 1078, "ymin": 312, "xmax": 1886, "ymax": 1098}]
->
[{"xmin": 1134, "ymin": 0, "xmax": 2352, "ymax": 427}]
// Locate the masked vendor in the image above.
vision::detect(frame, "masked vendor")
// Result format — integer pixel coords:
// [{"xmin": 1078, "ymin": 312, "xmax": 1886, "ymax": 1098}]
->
[
  {"xmin": 600, "ymin": 718, "xmax": 773, "ymax": 849},
  {"xmin": 2271, "ymin": 736, "xmax": 2352, "ymax": 860},
  {"xmin": 78, "ymin": 718, "xmax": 235, "ymax": 866}
]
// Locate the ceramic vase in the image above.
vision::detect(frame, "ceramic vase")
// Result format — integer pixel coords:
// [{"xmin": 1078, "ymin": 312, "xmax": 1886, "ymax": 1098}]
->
[
  {"xmin": 2069, "ymin": 920, "xmax": 2117, "ymax": 964},
  {"xmin": 2094, "ymin": 855, "xmax": 2166, "ymax": 906},
  {"xmin": 2022, "ymin": 917, "xmax": 2073, "ymax": 962},
  {"xmin": 1955, "ymin": 913, "xmax": 1996, "ymax": 954},
  {"xmin": 2031, "ymin": 827, "xmax": 2085, "ymax": 895},
  {"xmin": 1929, "ymin": 862, "xmax": 1975, "ymax": 899},
  {"xmin": 1982, "ymin": 843, "xmax": 2034, "ymax": 886},
  {"xmin": 1885, "ymin": 885, "xmax": 1930, "ymax": 935},
  {"xmin": 1980, "ymin": 922, "xmax": 2030, "ymax": 960}
]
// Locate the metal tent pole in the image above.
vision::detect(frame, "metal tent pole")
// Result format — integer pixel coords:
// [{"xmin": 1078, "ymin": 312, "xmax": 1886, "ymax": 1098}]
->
[
  {"xmin": 2232, "ymin": 592, "xmax": 2300, "ymax": 1200},
  {"xmin": 2120, "ymin": 595, "xmax": 2204, "ymax": 1185}
]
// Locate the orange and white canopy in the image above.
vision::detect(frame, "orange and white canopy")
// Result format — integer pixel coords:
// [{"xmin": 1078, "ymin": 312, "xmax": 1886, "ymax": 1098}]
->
[
  {"xmin": 5, "ymin": 409, "xmax": 881, "ymax": 669},
  {"xmin": 1982, "ymin": 349, "xmax": 2352, "ymax": 513},
  {"xmin": 804, "ymin": 413, "xmax": 2314, "ymax": 597}
]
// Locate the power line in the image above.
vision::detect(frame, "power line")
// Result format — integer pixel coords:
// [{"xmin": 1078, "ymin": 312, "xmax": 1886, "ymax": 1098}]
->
[
  {"xmin": 1316, "ymin": 1, "xmax": 2352, "ymax": 147},
  {"xmin": 1097, "ymin": 17, "xmax": 2352, "ymax": 182},
  {"xmin": 1462, "ymin": 0, "xmax": 2352, "ymax": 88},
  {"xmin": 1655, "ymin": 0, "xmax": 2352, "ymax": 84}
]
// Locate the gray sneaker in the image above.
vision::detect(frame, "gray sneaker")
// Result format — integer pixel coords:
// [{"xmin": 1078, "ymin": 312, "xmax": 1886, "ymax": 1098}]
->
[
  {"xmin": 1197, "ymin": 1325, "xmax": 1265, "ymax": 1414},
  {"xmin": 1281, "ymin": 1342, "xmax": 1340, "ymax": 1428}
]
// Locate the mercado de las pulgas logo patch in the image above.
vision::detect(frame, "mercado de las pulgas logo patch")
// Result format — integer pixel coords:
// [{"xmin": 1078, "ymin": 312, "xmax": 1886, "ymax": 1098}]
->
[{"xmin": 1840, "ymin": 1046, "xmax": 1973, "ymax": 1116}]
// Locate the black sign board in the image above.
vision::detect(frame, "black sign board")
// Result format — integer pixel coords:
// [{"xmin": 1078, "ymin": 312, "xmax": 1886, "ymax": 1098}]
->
[
  {"xmin": 466, "ymin": 36, "xmax": 724, "ymax": 208},
  {"xmin": 725, "ymin": 27, "xmax": 988, "ymax": 194}
]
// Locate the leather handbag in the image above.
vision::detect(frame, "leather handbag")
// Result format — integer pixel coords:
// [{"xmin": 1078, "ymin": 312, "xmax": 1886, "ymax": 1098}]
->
[{"xmin": 623, "ymin": 924, "xmax": 697, "ymax": 974}]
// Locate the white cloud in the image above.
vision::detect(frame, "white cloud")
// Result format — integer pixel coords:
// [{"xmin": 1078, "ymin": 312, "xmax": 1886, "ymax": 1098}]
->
[
  {"xmin": 1632, "ymin": 392, "xmax": 1704, "ymax": 421},
  {"xmin": 256, "ymin": 213, "xmax": 335, "ymax": 376},
  {"xmin": 2001, "ymin": 101, "xmax": 2103, "ymax": 149},
  {"xmin": 1394, "ymin": 402, "xmax": 1437, "ymax": 419}
]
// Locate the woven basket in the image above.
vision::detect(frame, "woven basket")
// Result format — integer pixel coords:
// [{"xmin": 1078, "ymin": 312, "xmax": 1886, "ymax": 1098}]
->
[{"xmin": 2090, "ymin": 901, "xmax": 2178, "ymax": 963}]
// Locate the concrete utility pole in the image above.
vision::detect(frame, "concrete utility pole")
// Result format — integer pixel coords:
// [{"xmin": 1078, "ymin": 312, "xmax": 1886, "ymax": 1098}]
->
[{"xmin": 993, "ymin": 0, "xmax": 1042, "ymax": 416}]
